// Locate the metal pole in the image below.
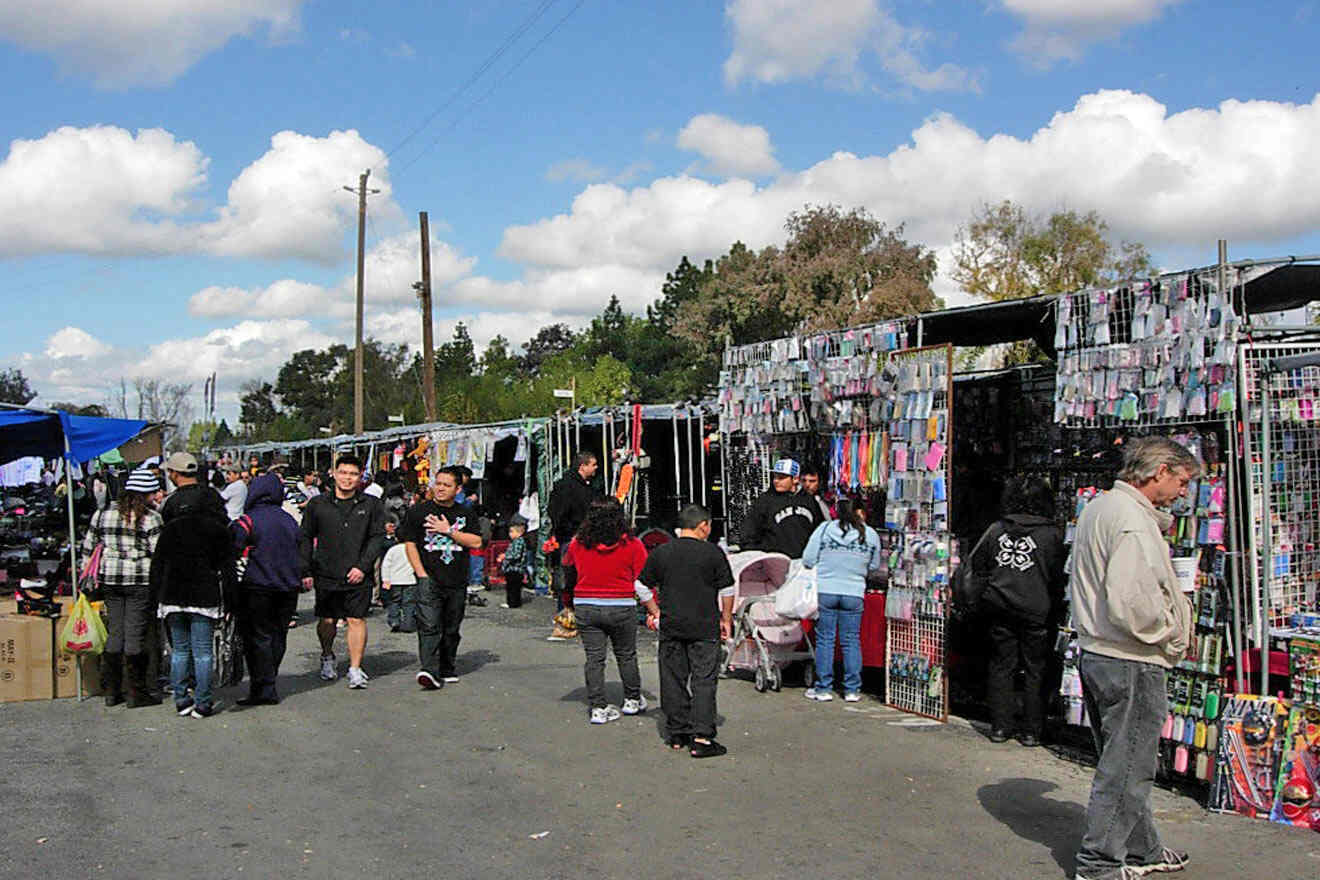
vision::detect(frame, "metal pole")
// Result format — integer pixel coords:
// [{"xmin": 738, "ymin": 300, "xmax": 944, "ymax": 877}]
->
[
  {"xmin": 685, "ymin": 407, "xmax": 696, "ymax": 505},
  {"xmin": 672, "ymin": 408, "xmax": 682, "ymax": 509},
  {"xmin": 718, "ymin": 420, "xmax": 728, "ymax": 542},
  {"xmin": 1225, "ymin": 415, "xmax": 1246, "ymax": 694},
  {"xmin": 1238, "ymin": 345, "xmax": 1261, "ymax": 693},
  {"xmin": 601, "ymin": 409, "xmax": 610, "ymax": 495},
  {"xmin": 698, "ymin": 408, "xmax": 707, "ymax": 508},
  {"xmin": 63, "ymin": 435, "xmax": 83, "ymax": 701},
  {"xmin": 1259, "ymin": 371, "xmax": 1273, "ymax": 697}
]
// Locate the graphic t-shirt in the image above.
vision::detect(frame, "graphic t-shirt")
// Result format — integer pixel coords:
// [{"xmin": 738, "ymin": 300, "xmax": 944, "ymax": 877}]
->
[
  {"xmin": 399, "ymin": 500, "xmax": 475, "ymax": 589},
  {"xmin": 639, "ymin": 537, "xmax": 735, "ymax": 641}
]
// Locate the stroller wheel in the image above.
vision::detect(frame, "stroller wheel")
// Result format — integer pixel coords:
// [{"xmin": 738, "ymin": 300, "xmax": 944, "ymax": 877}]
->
[
  {"xmin": 754, "ymin": 665, "xmax": 768, "ymax": 693},
  {"xmin": 768, "ymin": 665, "xmax": 782, "ymax": 692}
]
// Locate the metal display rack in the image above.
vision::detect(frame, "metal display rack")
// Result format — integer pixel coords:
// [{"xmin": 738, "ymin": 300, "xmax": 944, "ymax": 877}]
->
[{"xmin": 881, "ymin": 344, "xmax": 952, "ymax": 722}]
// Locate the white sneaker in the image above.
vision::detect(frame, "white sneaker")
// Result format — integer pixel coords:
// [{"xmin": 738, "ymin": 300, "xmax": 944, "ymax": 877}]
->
[
  {"xmin": 319, "ymin": 654, "xmax": 337, "ymax": 681},
  {"xmin": 844, "ymin": 692, "xmax": 862, "ymax": 702},
  {"xmin": 589, "ymin": 705, "xmax": 622, "ymax": 724},
  {"xmin": 621, "ymin": 696, "xmax": 647, "ymax": 715},
  {"xmin": 804, "ymin": 687, "xmax": 834, "ymax": 701},
  {"xmin": 347, "ymin": 667, "xmax": 369, "ymax": 689}
]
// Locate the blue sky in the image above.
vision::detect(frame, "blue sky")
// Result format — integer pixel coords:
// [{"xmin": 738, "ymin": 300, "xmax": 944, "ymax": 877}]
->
[{"xmin": 3, "ymin": 0, "xmax": 1318, "ymax": 422}]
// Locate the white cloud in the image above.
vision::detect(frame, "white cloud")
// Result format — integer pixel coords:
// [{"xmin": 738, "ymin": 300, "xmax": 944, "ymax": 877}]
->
[
  {"xmin": 498, "ymin": 90, "xmax": 1320, "ymax": 297},
  {"xmin": 677, "ymin": 114, "xmax": 779, "ymax": 177},
  {"xmin": 45, "ymin": 326, "xmax": 112, "ymax": 359},
  {"xmin": 0, "ymin": 126, "xmax": 394, "ymax": 263},
  {"xmin": 723, "ymin": 0, "xmax": 977, "ymax": 93},
  {"xmin": 200, "ymin": 130, "xmax": 393, "ymax": 262},
  {"xmin": 0, "ymin": 0, "xmax": 304, "ymax": 88},
  {"xmin": 23, "ymin": 319, "xmax": 336, "ymax": 414},
  {"xmin": 1001, "ymin": 0, "xmax": 1183, "ymax": 65},
  {"xmin": 187, "ymin": 230, "xmax": 476, "ymax": 319},
  {"xmin": 368, "ymin": 308, "xmax": 577, "ymax": 355}
]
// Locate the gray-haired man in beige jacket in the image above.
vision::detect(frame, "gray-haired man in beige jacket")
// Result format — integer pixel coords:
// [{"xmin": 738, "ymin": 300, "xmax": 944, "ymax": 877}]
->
[{"xmin": 1071, "ymin": 436, "xmax": 1197, "ymax": 880}]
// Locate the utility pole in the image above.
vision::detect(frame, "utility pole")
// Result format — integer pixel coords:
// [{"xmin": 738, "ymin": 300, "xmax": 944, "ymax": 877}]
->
[
  {"xmin": 344, "ymin": 169, "xmax": 380, "ymax": 435},
  {"xmin": 415, "ymin": 211, "xmax": 437, "ymax": 421}
]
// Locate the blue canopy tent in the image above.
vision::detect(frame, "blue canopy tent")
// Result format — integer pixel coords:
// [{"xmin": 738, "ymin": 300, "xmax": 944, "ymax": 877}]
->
[{"xmin": 0, "ymin": 405, "xmax": 148, "ymax": 698}]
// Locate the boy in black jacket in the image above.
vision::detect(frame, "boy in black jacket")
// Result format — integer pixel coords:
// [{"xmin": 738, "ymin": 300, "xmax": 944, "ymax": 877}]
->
[
  {"xmin": 640, "ymin": 504, "xmax": 736, "ymax": 758},
  {"xmin": 735, "ymin": 459, "xmax": 821, "ymax": 559}
]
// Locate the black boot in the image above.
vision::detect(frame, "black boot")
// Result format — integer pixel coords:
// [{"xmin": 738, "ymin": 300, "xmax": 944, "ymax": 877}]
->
[
  {"xmin": 125, "ymin": 654, "xmax": 162, "ymax": 707},
  {"xmin": 101, "ymin": 652, "xmax": 124, "ymax": 707}
]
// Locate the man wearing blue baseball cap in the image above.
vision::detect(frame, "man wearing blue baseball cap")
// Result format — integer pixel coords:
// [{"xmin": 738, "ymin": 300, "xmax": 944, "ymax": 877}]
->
[{"xmin": 733, "ymin": 458, "xmax": 822, "ymax": 559}]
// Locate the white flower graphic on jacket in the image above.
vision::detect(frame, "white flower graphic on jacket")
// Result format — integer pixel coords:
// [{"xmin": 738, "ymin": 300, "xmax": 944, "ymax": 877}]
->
[{"xmin": 995, "ymin": 533, "xmax": 1038, "ymax": 572}]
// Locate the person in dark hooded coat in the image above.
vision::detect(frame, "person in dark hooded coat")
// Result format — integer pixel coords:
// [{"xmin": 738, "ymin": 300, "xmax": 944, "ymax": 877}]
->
[
  {"xmin": 231, "ymin": 473, "xmax": 309, "ymax": 706},
  {"xmin": 965, "ymin": 477, "xmax": 1067, "ymax": 747}
]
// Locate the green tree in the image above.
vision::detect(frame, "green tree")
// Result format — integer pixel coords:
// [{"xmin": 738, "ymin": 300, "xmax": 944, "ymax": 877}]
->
[
  {"xmin": 213, "ymin": 419, "xmax": 234, "ymax": 445},
  {"xmin": 275, "ymin": 348, "xmax": 339, "ymax": 429},
  {"xmin": 952, "ymin": 200, "xmax": 1154, "ymax": 301},
  {"xmin": 239, "ymin": 380, "xmax": 278, "ymax": 438},
  {"xmin": 519, "ymin": 323, "xmax": 577, "ymax": 376},
  {"xmin": 0, "ymin": 368, "xmax": 36, "ymax": 405},
  {"xmin": 50, "ymin": 401, "xmax": 108, "ymax": 417}
]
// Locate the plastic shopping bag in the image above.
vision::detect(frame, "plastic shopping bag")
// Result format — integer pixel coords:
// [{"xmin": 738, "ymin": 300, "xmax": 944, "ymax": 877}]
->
[
  {"xmin": 773, "ymin": 565, "xmax": 818, "ymax": 620},
  {"xmin": 59, "ymin": 593, "xmax": 108, "ymax": 655}
]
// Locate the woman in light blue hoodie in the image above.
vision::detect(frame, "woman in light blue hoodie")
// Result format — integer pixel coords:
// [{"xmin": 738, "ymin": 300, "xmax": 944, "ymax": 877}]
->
[{"xmin": 801, "ymin": 497, "xmax": 881, "ymax": 702}]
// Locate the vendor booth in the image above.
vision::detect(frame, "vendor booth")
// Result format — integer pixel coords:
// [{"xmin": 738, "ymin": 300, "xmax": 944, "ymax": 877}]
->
[{"xmin": 716, "ymin": 254, "xmax": 1320, "ymax": 821}]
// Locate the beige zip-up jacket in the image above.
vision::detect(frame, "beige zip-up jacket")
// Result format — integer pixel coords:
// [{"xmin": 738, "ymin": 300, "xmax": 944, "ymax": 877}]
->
[{"xmin": 1071, "ymin": 480, "xmax": 1191, "ymax": 668}]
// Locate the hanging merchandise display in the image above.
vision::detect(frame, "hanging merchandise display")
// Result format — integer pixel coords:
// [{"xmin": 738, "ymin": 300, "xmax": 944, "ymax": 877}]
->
[
  {"xmin": 1207, "ymin": 694, "xmax": 1291, "ymax": 819},
  {"xmin": 1053, "ymin": 275, "xmax": 1240, "ymax": 426},
  {"xmin": 879, "ymin": 345, "xmax": 953, "ymax": 722}
]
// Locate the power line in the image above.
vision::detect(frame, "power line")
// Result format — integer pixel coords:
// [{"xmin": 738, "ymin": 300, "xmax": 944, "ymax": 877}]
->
[
  {"xmin": 384, "ymin": 0, "xmax": 561, "ymax": 160},
  {"xmin": 393, "ymin": 0, "xmax": 587, "ymax": 178}
]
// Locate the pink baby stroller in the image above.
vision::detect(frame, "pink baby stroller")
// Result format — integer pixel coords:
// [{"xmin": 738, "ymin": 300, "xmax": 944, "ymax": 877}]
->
[{"xmin": 721, "ymin": 551, "xmax": 815, "ymax": 693}]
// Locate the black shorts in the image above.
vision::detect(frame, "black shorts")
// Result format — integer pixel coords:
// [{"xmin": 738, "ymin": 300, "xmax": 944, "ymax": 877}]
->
[{"xmin": 315, "ymin": 587, "xmax": 372, "ymax": 621}]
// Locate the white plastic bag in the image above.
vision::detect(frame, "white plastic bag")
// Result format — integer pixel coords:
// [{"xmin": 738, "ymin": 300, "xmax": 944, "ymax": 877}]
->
[{"xmin": 774, "ymin": 565, "xmax": 818, "ymax": 620}]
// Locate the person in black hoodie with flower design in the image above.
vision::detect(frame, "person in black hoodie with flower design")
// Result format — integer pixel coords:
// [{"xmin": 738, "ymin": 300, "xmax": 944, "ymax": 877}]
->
[{"xmin": 965, "ymin": 477, "xmax": 1067, "ymax": 747}]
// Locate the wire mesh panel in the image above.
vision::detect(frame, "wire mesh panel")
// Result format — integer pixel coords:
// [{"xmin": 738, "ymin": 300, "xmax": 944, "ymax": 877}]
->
[
  {"xmin": 1054, "ymin": 269, "xmax": 1250, "ymax": 428},
  {"xmin": 882, "ymin": 344, "xmax": 952, "ymax": 721},
  {"xmin": 1239, "ymin": 342, "xmax": 1320, "ymax": 633}
]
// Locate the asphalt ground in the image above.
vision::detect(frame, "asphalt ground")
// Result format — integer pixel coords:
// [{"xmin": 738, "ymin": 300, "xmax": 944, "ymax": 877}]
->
[{"xmin": 2, "ymin": 592, "xmax": 1316, "ymax": 880}]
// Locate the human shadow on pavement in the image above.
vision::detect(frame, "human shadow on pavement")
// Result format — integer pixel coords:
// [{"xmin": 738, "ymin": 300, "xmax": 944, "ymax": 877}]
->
[
  {"xmin": 976, "ymin": 778, "xmax": 1084, "ymax": 876},
  {"xmin": 248, "ymin": 649, "xmax": 420, "ymax": 703},
  {"xmin": 454, "ymin": 649, "xmax": 500, "ymax": 676},
  {"xmin": 559, "ymin": 684, "xmax": 659, "ymax": 709}
]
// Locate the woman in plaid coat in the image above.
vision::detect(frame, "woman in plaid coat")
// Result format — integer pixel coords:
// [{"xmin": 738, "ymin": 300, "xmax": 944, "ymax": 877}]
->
[{"xmin": 82, "ymin": 467, "xmax": 164, "ymax": 707}]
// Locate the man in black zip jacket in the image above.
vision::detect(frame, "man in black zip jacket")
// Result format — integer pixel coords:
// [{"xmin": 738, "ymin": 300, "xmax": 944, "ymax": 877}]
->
[
  {"xmin": 547, "ymin": 451, "xmax": 601, "ymax": 608},
  {"xmin": 300, "ymin": 454, "xmax": 386, "ymax": 690},
  {"xmin": 735, "ymin": 459, "xmax": 822, "ymax": 559}
]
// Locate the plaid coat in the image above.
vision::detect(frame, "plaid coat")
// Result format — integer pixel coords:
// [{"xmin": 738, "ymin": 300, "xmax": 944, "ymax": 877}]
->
[{"xmin": 82, "ymin": 506, "xmax": 163, "ymax": 588}]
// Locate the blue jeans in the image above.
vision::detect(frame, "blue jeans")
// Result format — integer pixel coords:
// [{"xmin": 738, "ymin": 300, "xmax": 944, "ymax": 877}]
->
[
  {"xmin": 1075, "ymin": 652, "xmax": 1167, "ymax": 875},
  {"xmin": 168, "ymin": 612, "xmax": 216, "ymax": 708},
  {"xmin": 468, "ymin": 553, "xmax": 485, "ymax": 588},
  {"xmin": 814, "ymin": 593, "xmax": 863, "ymax": 693}
]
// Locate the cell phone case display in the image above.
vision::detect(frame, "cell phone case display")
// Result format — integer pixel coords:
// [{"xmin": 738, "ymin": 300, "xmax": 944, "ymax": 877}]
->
[
  {"xmin": 717, "ymin": 322, "xmax": 911, "ymax": 438},
  {"xmin": 1289, "ymin": 636, "xmax": 1320, "ymax": 708},
  {"xmin": 1054, "ymin": 275, "xmax": 1239, "ymax": 425},
  {"xmin": 881, "ymin": 345, "xmax": 953, "ymax": 722}
]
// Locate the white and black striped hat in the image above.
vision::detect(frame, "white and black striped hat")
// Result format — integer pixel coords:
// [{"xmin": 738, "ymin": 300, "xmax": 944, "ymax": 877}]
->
[{"xmin": 124, "ymin": 467, "xmax": 159, "ymax": 494}]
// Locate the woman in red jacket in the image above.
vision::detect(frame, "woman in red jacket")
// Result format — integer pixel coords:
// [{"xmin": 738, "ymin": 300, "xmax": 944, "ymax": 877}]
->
[{"xmin": 566, "ymin": 499, "xmax": 659, "ymax": 724}]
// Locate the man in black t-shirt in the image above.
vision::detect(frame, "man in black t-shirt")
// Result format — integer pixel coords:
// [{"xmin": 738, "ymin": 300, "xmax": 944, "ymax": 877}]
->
[
  {"xmin": 639, "ymin": 504, "xmax": 736, "ymax": 758},
  {"xmin": 398, "ymin": 466, "xmax": 482, "ymax": 690}
]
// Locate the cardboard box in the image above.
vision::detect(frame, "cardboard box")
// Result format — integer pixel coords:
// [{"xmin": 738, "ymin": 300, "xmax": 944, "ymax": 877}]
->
[
  {"xmin": 54, "ymin": 643, "xmax": 101, "ymax": 699},
  {"xmin": 0, "ymin": 614, "xmax": 55, "ymax": 702}
]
